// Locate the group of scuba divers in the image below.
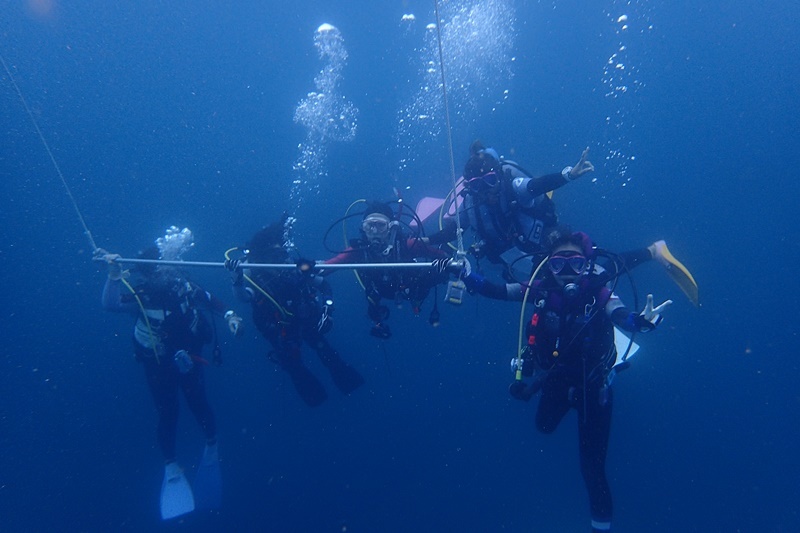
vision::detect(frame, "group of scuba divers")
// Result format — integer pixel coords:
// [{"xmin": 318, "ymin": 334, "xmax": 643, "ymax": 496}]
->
[{"xmin": 98, "ymin": 141, "xmax": 698, "ymax": 530}]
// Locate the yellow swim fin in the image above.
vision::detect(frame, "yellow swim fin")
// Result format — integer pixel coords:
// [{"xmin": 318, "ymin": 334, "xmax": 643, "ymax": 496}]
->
[{"xmin": 654, "ymin": 241, "xmax": 699, "ymax": 306}]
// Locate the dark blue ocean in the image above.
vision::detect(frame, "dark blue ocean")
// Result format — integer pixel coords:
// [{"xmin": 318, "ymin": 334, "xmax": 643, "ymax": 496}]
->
[{"xmin": 2, "ymin": 1, "xmax": 798, "ymax": 531}]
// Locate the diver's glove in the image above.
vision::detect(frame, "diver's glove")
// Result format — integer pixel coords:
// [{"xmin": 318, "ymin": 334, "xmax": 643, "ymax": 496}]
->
[
  {"xmin": 510, "ymin": 347, "xmax": 535, "ymax": 377},
  {"xmin": 431, "ymin": 257, "xmax": 451, "ymax": 275},
  {"xmin": 174, "ymin": 349, "xmax": 194, "ymax": 374},
  {"xmin": 633, "ymin": 294, "xmax": 673, "ymax": 332},
  {"xmin": 509, "ymin": 381, "xmax": 534, "ymax": 402},
  {"xmin": 368, "ymin": 303, "xmax": 390, "ymax": 323},
  {"xmin": 462, "ymin": 270, "xmax": 487, "ymax": 293},
  {"xmin": 563, "ymin": 147, "xmax": 595, "ymax": 181},
  {"xmin": 224, "ymin": 310, "xmax": 243, "ymax": 336},
  {"xmin": 99, "ymin": 250, "xmax": 126, "ymax": 281},
  {"xmin": 224, "ymin": 258, "xmax": 241, "ymax": 272},
  {"xmin": 318, "ymin": 300, "xmax": 334, "ymax": 334},
  {"xmin": 224, "ymin": 258, "xmax": 244, "ymax": 285},
  {"xmin": 431, "ymin": 257, "xmax": 472, "ymax": 277},
  {"xmin": 370, "ymin": 322, "xmax": 392, "ymax": 339}
]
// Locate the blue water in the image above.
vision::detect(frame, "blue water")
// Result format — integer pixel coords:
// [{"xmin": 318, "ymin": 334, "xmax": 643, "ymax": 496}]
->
[{"xmin": 2, "ymin": 1, "xmax": 799, "ymax": 531}]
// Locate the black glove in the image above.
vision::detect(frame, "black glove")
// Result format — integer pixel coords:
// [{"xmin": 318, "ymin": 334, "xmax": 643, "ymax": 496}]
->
[
  {"xmin": 368, "ymin": 304, "xmax": 390, "ymax": 323},
  {"xmin": 370, "ymin": 322, "xmax": 392, "ymax": 339},
  {"xmin": 632, "ymin": 314, "xmax": 657, "ymax": 332},
  {"xmin": 509, "ymin": 381, "xmax": 533, "ymax": 402},
  {"xmin": 431, "ymin": 257, "xmax": 452, "ymax": 275},
  {"xmin": 224, "ymin": 258, "xmax": 241, "ymax": 272}
]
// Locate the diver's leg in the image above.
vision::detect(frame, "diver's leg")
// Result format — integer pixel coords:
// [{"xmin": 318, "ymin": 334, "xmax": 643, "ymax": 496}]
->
[
  {"xmin": 262, "ymin": 324, "xmax": 328, "ymax": 407},
  {"xmin": 308, "ymin": 328, "xmax": 364, "ymax": 395},
  {"xmin": 179, "ymin": 361, "xmax": 216, "ymax": 443},
  {"xmin": 143, "ymin": 357, "xmax": 179, "ymax": 463},
  {"xmin": 277, "ymin": 337, "xmax": 328, "ymax": 407},
  {"xmin": 578, "ymin": 382, "xmax": 614, "ymax": 532},
  {"xmin": 534, "ymin": 372, "xmax": 571, "ymax": 434}
]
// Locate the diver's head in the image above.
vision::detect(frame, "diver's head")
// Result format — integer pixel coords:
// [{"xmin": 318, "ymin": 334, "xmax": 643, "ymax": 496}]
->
[
  {"xmin": 247, "ymin": 214, "xmax": 292, "ymax": 264},
  {"xmin": 361, "ymin": 201, "xmax": 396, "ymax": 246},
  {"xmin": 546, "ymin": 228, "xmax": 594, "ymax": 290},
  {"xmin": 464, "ymin": 140, "xmax": 502, "ymax": 194},
  {"xmin": 134, "ymin": 245, "xmax": 160, "ymax": 278}
]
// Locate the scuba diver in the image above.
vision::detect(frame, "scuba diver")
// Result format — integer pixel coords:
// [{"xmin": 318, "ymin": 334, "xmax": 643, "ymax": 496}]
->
[
  {"xmin": 227, "ymin": 214, "xmax": 364, "ymax": 407},
  {"xmin": 445, "ymin": 227, "xmax": 671, "ymax": 533},
  {"xmin": 324, "ymin": 200, "xmax": 450, "ymax": 339},
  {"xmin": 425, "ymin": 140, "xmax": 699, "ymax": 304},
  {"xmin": 98, "ymin": 227, "xmax": 243, "ymax": 520},
  {"xmin": 425, "ymin": 140, "xmax": 594, "ymax": 272}
]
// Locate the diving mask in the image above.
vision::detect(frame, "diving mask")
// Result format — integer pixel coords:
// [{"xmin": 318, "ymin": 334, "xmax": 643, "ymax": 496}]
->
[
  {"xmin": 548, "ymin": 253, "xmax": 587, "ymax": 276},
  {"xmin": 361, "ymin": 214, "xmax": 392, "ymax": 242}
]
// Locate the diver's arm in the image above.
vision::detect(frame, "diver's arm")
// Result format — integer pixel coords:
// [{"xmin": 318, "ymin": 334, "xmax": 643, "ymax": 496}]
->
[
  {"xmin": 101, "ymin": 278, "xmax": 137, "ymax": 313},
  {"xmin": 406, "ymin": 238, "xmax": 450, "ymax": 259},
  {"xmin": 526, "ymin": 172, "xmax": 571, "ymax": 197},
  {"xmin": 200, "ymin": 289, "xmax": 228, "ymax": 316},
  {"xmin": 461, "ymin": 270, "xmax": 526, "ymax": 301},
  {"xmin": 323, "ymin": 247, "xmax": 360, "ymax": 267},
  {"xmin": 231, "ymin": 268, "xmax": 255, "ymax": 303},
  {"xmin": 527, "ymin": 148, "xmax": 594, "ymax": 197},
  {"xmin": 313, "ymin": 274, "xmax": 334, "ymax": 301},
  {"xmin": 607, "ymin": 292, "xmax": 669, "ymax": 333},
  {"xmin": 424, "ymin": 219, "xmax": 458, "ymax": 246},
  {"xmin": 609, "ymin": 247, "xmax": 653, "ymax": 271}
]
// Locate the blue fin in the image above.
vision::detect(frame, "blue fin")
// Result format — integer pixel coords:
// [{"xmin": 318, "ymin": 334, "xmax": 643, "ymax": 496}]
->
[
  {"xmin": 194, "ymin": 443, "xmax": 222, "ymax": 511},
  {"xmin": 160, "ymin": 462, "xmax": 195, "ymax": 520}
]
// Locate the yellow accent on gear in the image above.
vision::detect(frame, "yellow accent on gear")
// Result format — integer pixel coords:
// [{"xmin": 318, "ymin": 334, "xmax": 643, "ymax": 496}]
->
[{"xmin": 658, "ymin": 243, "xmax": 699, "ymax": 306}]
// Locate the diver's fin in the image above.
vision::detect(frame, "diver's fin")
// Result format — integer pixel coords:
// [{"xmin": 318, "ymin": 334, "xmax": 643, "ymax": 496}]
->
[
  {"xmin": 194, "ymin": 443, "xmax": 222, "ymax": 511},
  {"xmin": 653, "ymin": 241, "xmax": 699, "ymax": 306},
  {"xmin": 328, "ymin": 361, "xmax": 365, "ymax": 395},
  {"xmin": 412, "ymin": 197, "xmax": 444, "ymax": 227},
  {"xmin": 160, "ymin": 462, "xmax": 195, "ymax": 520},
  {"xmin": 284, "ymin": 361, "xmax": 328, "ymax": 407},
  {"xmin": 614, "ymin": 327, "xmax": 640, "ymax": 367}
]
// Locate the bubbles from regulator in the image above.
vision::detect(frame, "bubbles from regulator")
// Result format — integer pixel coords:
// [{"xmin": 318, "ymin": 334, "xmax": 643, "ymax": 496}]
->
[
  {"xmin": 395, "ymin": 0, "xmax": 516, "ymax": 176},
  {"xmin": 282, "ymin": 215, "xmax": 297, "ymax": 254},
  {"xmin": 156, "ymin": 226, "xmax": 194, "ymax": 260},
  {"xmin": 600, "ymin": 3, "xmax": 654, "ymax": 185},
  {"xmin": 292, "ymin": 24, "xmax": 359, "ymax": 207}
]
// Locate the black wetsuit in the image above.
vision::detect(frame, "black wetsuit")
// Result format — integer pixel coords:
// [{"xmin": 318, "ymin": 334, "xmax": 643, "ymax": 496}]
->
[
  {"xmin": 428, "ymin": 162, "xmax": 569, "ymax": 262},
  {"xmin": 469, "ymin": 270, "xmax": 654, "ymax": 530},
  {"xmin": 527, "ymin": 283, "xmax": 619, "ymax": 527},
  {"xmin": 103, "ymin": 273, "xmax": 220, "ymax": 462},
  {"xmin": 237, "ymin": 268, "xmax": 363, "ymax": 407},
  {"xmin": 326, "ymin": 237, "xmax": 448, "ymax": 337}
]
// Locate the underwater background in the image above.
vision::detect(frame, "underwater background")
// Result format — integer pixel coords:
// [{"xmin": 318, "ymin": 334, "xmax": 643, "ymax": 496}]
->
[{"xmin": 1, "ymin": 0, "xmax": 799, "ymax": 531}]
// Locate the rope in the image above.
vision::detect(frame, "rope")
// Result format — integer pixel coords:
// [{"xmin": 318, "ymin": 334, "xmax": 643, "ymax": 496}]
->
[
  {"xmin": 1, "ymin": 54, "xmax": 98, "ymax": 252},
  {"xmin": 432, "ymin": 0, "xmax": 465, "ymax": 257}
]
